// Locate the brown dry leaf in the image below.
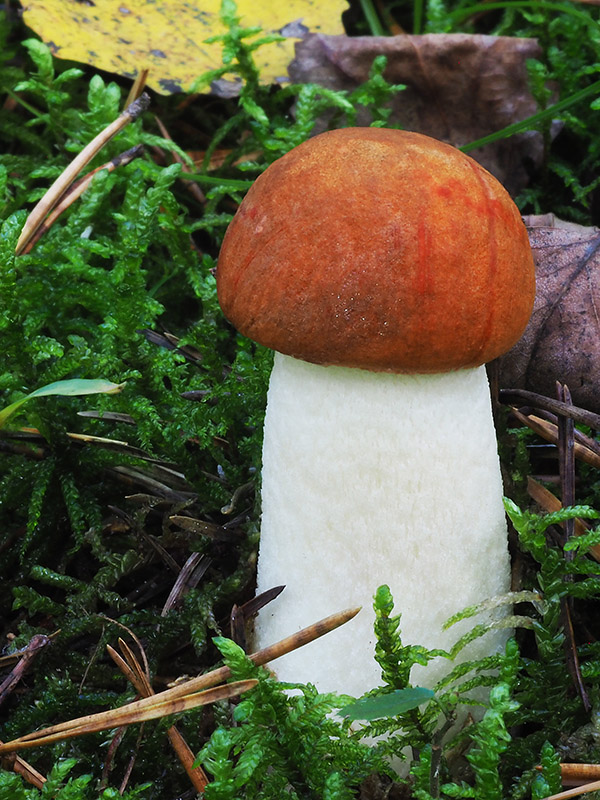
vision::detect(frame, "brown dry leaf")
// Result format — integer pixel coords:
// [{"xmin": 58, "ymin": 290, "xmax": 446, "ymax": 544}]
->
[
  {"xmin": 20, "ymin": 0, "xmax": 348, "ymax": 95},
  {"xmin": 290, "ymin": 33, "xmax": 544, "ymax": 194},
  {"xmin": 498, "ymin": 215, "xmax": 600, "ymax": 412}
]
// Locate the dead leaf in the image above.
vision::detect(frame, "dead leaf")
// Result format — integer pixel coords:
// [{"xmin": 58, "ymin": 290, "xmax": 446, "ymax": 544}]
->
[
  {"xmin": 498, "ymin": 215, "xmax": 600, "ymax": 413},
  {"xmin": 289, "ymin": 33, "xmax": 545, "ymax": 194},
  {"xmin": 19, "ymin": 0, "xmax": 348, "ymax": 95}
]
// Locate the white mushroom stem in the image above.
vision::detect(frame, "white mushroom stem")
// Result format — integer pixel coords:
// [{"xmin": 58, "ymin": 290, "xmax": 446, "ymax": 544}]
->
[{"xmin": 254, "ymin": 352, "xmax": 511, "ymax": 697}]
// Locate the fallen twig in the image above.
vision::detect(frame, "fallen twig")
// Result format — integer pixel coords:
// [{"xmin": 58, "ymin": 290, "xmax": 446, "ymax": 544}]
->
[
  {"xmin": 555, "ymin": 383, "xmax": 591, "ymax": 713},
  {"xmin": 0, "ymin": 634, "xmax": 53, "ymax": 708},
  {"xmin": 109, "ymin": 638, "xmax": 209, "ymax": 793},
  {"xmin": 0, "ymin": 606, "xmax": 360, "ymax": 755},
  {"xmin": 154, "ymin": 115, "xmax": 206, "ymax": 204},
  {"xmin": 500, "ymin": 389, "xmax": 600, "ymax": 431},
  {"xmin": 511, "ymin": 409, "xmax": 600, "ymax": 471},
  {"xmin": 542, "ymin": 779, "xmax": 600, "ymax": 799},
  {"xmin": 0, "ymin": 635, "xmax": 56, "ymax": 788},
  {"xmin": 0, "ymin": 749, "xmax": 46, "ymax": 789},
  {"xmin": 16, "ymin": 93, "xmax": 150, "ymax": 254},
  {"xmin": 22, "ymin": 145, "xmax": 144, "ymax": 254},
  {"xmin": 542, "ymin": 763, "xmax": 600, "ymax": 786},
  {"xmin": 0, "ymin": 679, "xmax": 257, "ymax": 753},
  {"xmin": 125, "ymin": 68, "xmax": 150, "ymax": 107}
]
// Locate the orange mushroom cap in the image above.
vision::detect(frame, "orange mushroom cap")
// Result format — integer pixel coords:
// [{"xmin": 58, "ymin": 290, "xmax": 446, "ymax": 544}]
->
[{"xmin": 217, "ymin": 127, "xmax": 535, "ymax": 373}]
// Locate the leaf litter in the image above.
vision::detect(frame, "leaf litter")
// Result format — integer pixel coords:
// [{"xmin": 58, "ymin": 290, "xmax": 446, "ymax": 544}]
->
[
  {"xmin": 499, "ymin": 215, "xmax": 600, "ymax": 413},
  {"xmin": 20, "ymin": 0, "xmax": 348, "ymax": 94},
  {"xmin": 290, "ymin": 32, "xmax": 546, "ymax": 193}
]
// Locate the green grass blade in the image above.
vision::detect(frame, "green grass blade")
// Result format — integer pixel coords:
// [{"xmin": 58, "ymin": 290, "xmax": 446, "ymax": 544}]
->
[
  {"xmin": 0, "ymin": 378, "xmax": 125, "ymax": 429},
  {"xmin": 462, "ymin": 79, "xmax": 600, "ymax": 152},
  {"xmin": 448, "ymin": 0, "xmax": 600, "ymax": 31},
  {"xmin": 359, "ymin": 0, "xmax": 387, "ymax": 36}
]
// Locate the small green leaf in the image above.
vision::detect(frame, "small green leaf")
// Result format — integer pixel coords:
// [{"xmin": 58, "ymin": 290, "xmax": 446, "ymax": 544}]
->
[
  {"xmin": 22, "ymin": 38, "xmax": 55, "ymax": 81},
  {"xmin": 339, "ymin": 686, "xmax": 434, "ymax": 721},
  {"xmin": 0, "ymin": 378, "xmax": 125, "ymax": 428},
  {"xmin": 240, "ymin": 95, "xmax": 269, "ymax": 125}
]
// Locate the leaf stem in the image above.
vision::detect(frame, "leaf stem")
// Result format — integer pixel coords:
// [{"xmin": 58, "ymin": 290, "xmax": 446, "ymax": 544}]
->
[
  {"xmin": 413, "ymin": 0, "xmax": 425, "ymax": 34},
  {"xmin": 359, "ymin": 0, "xmax": 387, "ymax": 36},
  {"xmin": 186, "ymin": 173, "xmax": 255, "ymax": 189}
]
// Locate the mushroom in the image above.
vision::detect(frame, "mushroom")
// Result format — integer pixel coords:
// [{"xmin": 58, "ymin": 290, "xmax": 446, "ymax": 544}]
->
[{"xmin": 216, "ymin": 127, "xmax": 535, "ymax": 697}]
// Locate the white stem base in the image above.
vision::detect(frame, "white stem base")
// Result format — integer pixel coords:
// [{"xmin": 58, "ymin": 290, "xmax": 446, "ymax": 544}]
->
[{"xmin": 254, "ymin": 353, "xmax": 511, "ymax": 697}]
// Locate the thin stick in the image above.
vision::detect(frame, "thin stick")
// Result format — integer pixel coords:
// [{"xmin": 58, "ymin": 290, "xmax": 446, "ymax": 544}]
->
[
  {"xmin": 0, "ymin": 749, "xmax": 46, "ymax": 788},
  {"xmin": 125, "ymin": 68, "xmax": 150, "ymax": 108},
  {"xmin": 0, "ymin": 634, "xmax": 51, "ymax": 708},
  {"xmin": 532, "ymin": 408, "xmax": 600, "ymax": 459},
  {"xmin": 16, "ymin": 94, "xmax": 150, "ymax": 254},
  {"xmin": 0, "ymin": 607, "xmax": 360, "ymax": 754},
  {"xmin": 500, "ymin": 389, "xmax": 600, "ymax": 430},
  {"xmin": 560, "ymin": 599, "xmax": 590, "ymax": 712},
  {"xmin": 557, "ymin": 383, "xmax": 576, "ymax": 552},
  {"xmin": 118, "ymin": 724, "xmax": 143, "ymax": 795},
  {"xmin": 556, "ymin": 382, "xmax": 591, "ymax": 714},
  {"xmin": 100, "ymin": 724, "xmax": 127, "ymax": 789},
  {"xmin": 0, "ymin": 680, "xmax": 257, "ymax": 752},
  {"xmin": 558, "ymin": 763, "xmax": 600, "ymax": 786},
  {"xmin": 22, "ymin": 145, "xmax": 144, "ymax": 254},
  {"xmin": 109, "ymin": 639, "xmax": 209, "ymax": 793},
  {"xmin": 154, "ymin": 115, "xmax": 206, "ymax": 204},
  {"xmin": 511, "ymin": 409, "xmax": 600, "ymax": 471},
  {"xmin": 542, "ymin": 779, "xmax": 600, "ymax": 799},
  {"xmin": 96, "ymin": 607, "xmax": 360, "ymax": 715}
]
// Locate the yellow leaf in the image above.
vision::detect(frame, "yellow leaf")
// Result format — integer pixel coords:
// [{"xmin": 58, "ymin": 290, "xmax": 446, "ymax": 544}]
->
[{"xmin": 20, "ymin": 0, "xmax": 348, "ymax": 94}]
